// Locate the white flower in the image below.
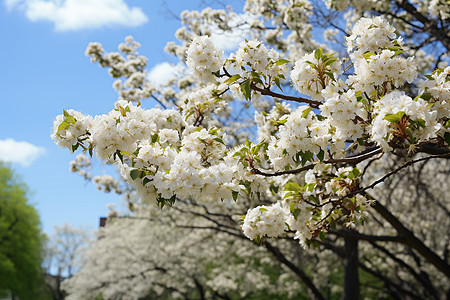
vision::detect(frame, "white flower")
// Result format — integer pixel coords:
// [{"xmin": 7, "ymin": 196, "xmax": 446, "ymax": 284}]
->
[{"xmin": 186, "ymin": 36, "xmax": 224, "ymax": 83}]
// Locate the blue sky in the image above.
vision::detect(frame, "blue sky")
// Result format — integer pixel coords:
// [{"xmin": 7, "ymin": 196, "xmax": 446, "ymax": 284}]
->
[{"xmin": 1, "ymin": 0, "xmax": 243, "ymax": 236}]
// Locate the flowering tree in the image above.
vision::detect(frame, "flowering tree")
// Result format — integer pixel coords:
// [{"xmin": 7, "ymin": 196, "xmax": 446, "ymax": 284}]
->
[
  {"xmin": 62, "ymin": 203, "xmax": 308, "ymax": 300},
  {"xmin": 53, "ymin": 0, "xmax": 449, "ymax": 299},
  {"xmin": 42, "ymin": 224, "xmax": 91, "ymax": 300}
]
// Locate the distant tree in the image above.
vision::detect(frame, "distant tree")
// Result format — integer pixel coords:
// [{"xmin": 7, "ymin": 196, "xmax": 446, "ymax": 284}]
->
[
  {"xmin": 0, "ymin": 163, "xmax": 46, "ymax": 299},
  {"xmin": 42, "ymin": 224, "xmax": 91, "ymax": 300}
]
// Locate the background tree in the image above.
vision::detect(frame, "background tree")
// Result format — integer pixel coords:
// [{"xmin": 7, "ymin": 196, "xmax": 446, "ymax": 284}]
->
[
  {"xmin": 42, "ymin": 224, "xmax": 91, "ymax": 300},
  {"xmin": 0, "ymin": 162, "xmax": 46, "ymax": 299},
  {"xmin": 53, "ymin": 0, "xmax": 449, "ymax": 299}
]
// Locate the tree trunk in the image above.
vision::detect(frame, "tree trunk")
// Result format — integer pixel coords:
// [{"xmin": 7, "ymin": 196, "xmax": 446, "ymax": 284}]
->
[{"xmin": 343, "ymin": 231, "xmax": 360, "ymax": 300}]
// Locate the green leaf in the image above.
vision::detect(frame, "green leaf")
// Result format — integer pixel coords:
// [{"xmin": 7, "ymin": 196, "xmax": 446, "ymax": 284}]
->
[
  {"xmin": 224, "ymin": 74, "xmax": 241, "ymax": 85},
  {"xmin": 383, "ymin": 111, "xmax": 405, "ymax": 123},
  {"xmin": 63, "ymin": 110, "xmax": 76, "ymax": 124},
  {"xmin": 444, "ymin": 120, "xmax": 450, "ymax": 129},
  {"xmin": 391, "ymin": 50, "xmax": 405, "ymax": 58},
  {"xmin": 347, "ymin": 167, "xmax": 360, "ymax": 179},
  {"xmin": 325, "ymin": 72, "xmax": 335, "ymax": 81},
  {"xmin": 324, "ymin": 57, "xmax": 337, "ymax": 66},
  {"xmin": 240, "ymin": 79, "xmax": 252, "ymax": 101},
  {"xmin": 259, "ymin": 207, "xmax": 268, "ymax": 212},
  {"xmin": 151, "ymin": 133, "xmax": 158, "ymax": 144},
  {"xmin": 413, "ymin": 118, "xmax": 426, "ymax": 129},
  {"xmin": 317, "ymin": 149, "xmax": 324, "ymax": 162},
  {"xmin": 284, "ymin": 181, "xmax": 301, "ymax": 192},
  {"xmin": 319, "ymin": 231, "xmax": 325, "ymax": 241},
  {"xmin": 301, "ymin": 151, "xmax": 315, "ymax": 166},
  {"xmin": 71, "ymin": 143, "xmax": 79, "ymax": 153},
  {"xmin": 232, "ymin": 190, "xmax": 239, "ymax": 201},
  {"xmin": 57, "ymin": 121, "xmax": 70, "ymax": 132},
  {"xmin": 314, "ymin": 48, "xmax": 323, "ymax": 60},
  {"xmin": 119, "ymin": 106, "xmax": 127, "ymax": 117},
  {"xmin": 245, "ymin": 139, "xmax": 252, "ymax": 148},
  {"xmin": 351, "ymin": 167, "xmax": 361, "ymax": 178},
  {"xmin": 308, "ymin": 195, "xmax": 319, "ymax": 205},
  {"xmin": 289, "ymin": 201, "xmax": 296, "ymax": 212},
  {"xmin": 283, "ymin": 191, "xmax": 298, "ymax": 199},
  {"xmin": 363, "ymin": 52, "xmax": 376, "ymax": 59},
  {"xmin": 276, "ymin": 59, "xmax": 290, "ymax": 66},
  {"xmin": 213, "ymin": 137, "xmax": 224, "ymax": 144},
  {"xmin": 130, "ymin": 169, "xmax": 140, "ymax": 180},
  {"xmin": 306, "ymin": 183, "xmax": 316, "ymax": 192},
  {"xmin": 269, "ymin": 184, "xmax": 279, "ymax": 195},
  {"xmin": 444, "ymin": 132, "xmax": 450, "ymax": 145},
  {"xmin": 233, "ymin": 151, "xmax": 242, "ymax": 157},
  {"xmin": 143, "ymin": 177, "xmax": 152, "ymax": 186},
  {"xmin": 301, "ymin": 107, "xmax": 313, "ymax": 119},
  {"xmin": 274, "ymin": 77, "xmax": 283, "ymax": 91},
  {"xmin": 420, "ymin": 93, "xmax": 432, "ymax": 101},
  {"xmin": 305, "ymin": 61, "xmax": 318, "ymax": 71}
]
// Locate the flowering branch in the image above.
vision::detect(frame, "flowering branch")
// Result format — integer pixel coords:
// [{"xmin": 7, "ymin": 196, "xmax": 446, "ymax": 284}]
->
[
  {"xmin": 252, "ymin": 147, "xmax": 383, "ymax": 177},
  {"xmin": 250, "ymin": 83, "xmax": 322, "ymax": 109}
]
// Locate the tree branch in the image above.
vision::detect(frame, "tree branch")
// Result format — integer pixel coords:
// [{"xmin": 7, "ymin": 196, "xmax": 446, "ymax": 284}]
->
[
  {"xmin": 372, "ymin": 199, "xmax": 450, "ymax": 278},
  {"xmin": 264, "ymin": 241, "xmax": 325, "ymax": 300},
  {"xmin": 253, "ymin": 147, "xmax": 383, "ymax": 177},
  {"xmin": 328, "ymin": 229, "xmax": 405, "ymax": 243},
  {"xmin": 250, "ymin": 83, "xmax": 322, "ymax": 109},
  {"xmin": 352, "ymin": 152, "xmax": 450, "ymax": 196}
]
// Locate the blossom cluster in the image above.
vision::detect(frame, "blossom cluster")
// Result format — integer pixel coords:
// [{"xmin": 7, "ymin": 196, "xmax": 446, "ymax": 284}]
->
[
  {"xmin": 371, "ymin": 91, "xmax": 441, "ymax": 151},
  {"xmin": 420, "ymin": 66, "xmax": 450, "ymax": 120},
  {"xmin": 267, "ymin": 106, "xmax": 331, "ymax": 171},
  {"xmin": 85, "ymin": 36, "xmax": 155, "ymax": 102},
  {"xmin": 346, "ymin": 17, "xmax": 417, "ymax": 96},
  {"xmin": 291, "ymin": 50, "xmax": 342, "ymax": 100},
  {"xmin": 52, "ymin": 100, "xmax": 248, "ymax": 207},
  {"xmin": 242, "ymin": 164, "xmax": 371, "ymax": 247},
  {"xmin": 53, "ymin": 15, "xmax": 449, "ymax": 248},
  {"xmin": 186, "ymin": 36, "xmax": 224, "ymax": 83}
]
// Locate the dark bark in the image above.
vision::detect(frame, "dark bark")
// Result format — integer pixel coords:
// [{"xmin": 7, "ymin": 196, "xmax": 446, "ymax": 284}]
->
[
  {"xmin": 372, "ymin": 200, "xmax": 450, "ymax": 278},
  {"xmin": 343, "ymin": 232, "xmax": 360, "ymax": 300},
  {"xmin": 264, "ymin": 241, "xmax": 325, "ymax": 300},
  {"xmin": 193, "ymin": 277, "xmax": 206, "ymax": 300}
]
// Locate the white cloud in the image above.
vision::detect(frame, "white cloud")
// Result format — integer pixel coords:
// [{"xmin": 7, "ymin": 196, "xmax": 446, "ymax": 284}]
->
[
  {"xmin": 5, "ymin": 0, "xmax": 148, "ymax": 31},
  {"xmin": 147, "ymin": 62, "xmax": 187, "ymax": 86},
  {"xmin": 0, "ymin": 139, "xmax": 46, "ymax": 167}
]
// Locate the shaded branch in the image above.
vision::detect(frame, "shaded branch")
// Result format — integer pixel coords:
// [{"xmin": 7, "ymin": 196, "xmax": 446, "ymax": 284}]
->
[
  {"xmin": 328, "ymin": 229, "xmax": 405, "ymax": 243},
  {"xmin": 353, "ymin": 152, "xmax": 450, "ymax": 196},
  {"xmin": 369, "ymin": 241, "xmax": 439, "ymax": 299},
  {"xmin": 264, "ymin": 241, "xmax": 325, "ymax": 300},
  {"xmin": 372, "ymin": 199, "xmax": 450, "ymax": 278}
]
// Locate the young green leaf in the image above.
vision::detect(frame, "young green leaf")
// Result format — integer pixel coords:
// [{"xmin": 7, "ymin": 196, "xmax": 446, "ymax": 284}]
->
[
  {"xmin": 383, "ymin": 111, "xmax": 405, "ymax": 123},
  {"xmin": 240, "ymin": 79, "xmax": 252, "ymax": 101},
  {"xmin": 130, "ymin": 169, "xmax": 140, "ymax": 180}
]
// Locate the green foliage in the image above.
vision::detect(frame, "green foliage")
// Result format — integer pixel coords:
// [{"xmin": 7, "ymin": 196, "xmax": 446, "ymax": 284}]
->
[
  {"xmin": 383, "ymin": 111, "xmax": 405, "ymax": 123},
  {"xmin": 0, "ymin": 163, "xmax": 46, "ymax": 299}
]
